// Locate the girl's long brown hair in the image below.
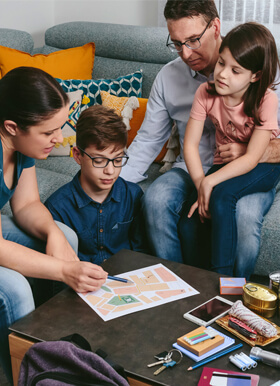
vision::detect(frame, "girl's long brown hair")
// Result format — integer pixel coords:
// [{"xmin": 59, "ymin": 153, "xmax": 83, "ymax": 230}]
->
[{"xmin": 208, "ymin": 22, "xmax": 280, "ymax": 126}]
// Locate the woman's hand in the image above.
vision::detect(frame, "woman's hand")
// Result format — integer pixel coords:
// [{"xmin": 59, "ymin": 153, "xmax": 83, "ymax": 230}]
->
[{"xmin": 62, "ymin": 261, "xmax": 108, "ymax": 293}]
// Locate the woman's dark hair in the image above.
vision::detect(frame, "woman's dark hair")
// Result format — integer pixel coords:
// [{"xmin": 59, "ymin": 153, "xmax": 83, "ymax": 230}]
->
[
  {"xmin": 0, "ymin": 66, "xmax": 69, "ymax": 131},
  {"xmin": 208, "ymin": 22, "xmax": 280, "ymax": 126},
  {"xmin": 164, "ymin": 0, "xmax": 219, "ymax": 24},
  {"xmin": 76, "ymin": 105, "xmax": 127, "ymax": 151}
]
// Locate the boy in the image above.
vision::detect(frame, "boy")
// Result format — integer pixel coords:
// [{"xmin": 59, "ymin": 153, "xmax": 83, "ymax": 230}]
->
[{"xmin": 45, "ymin": 105, "xmax": 147, "ymax": 264}]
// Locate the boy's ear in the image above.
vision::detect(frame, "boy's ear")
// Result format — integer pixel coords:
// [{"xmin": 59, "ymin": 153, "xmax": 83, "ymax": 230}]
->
[
  {"xmin": 3, "ymin": 120, "xmax": 18, "ymax": 136},
  {"xmin": 72, "ymin": 146, "xmax": 82, "ymax": 165},
  {"xmin": 251, "ymin": 71, "xmax": 262, "ymax": 83}
]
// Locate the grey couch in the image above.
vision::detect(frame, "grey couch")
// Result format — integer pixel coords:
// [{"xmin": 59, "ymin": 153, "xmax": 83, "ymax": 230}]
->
[{"xmin": 0, "ymin": 22, "xmax": 279, "ymax": 277}]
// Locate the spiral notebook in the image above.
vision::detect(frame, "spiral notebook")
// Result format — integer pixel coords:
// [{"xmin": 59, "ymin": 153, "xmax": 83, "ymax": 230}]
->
[{"xmin": 173, "ymin": 326, "xmax": 235, "ymax": 362}]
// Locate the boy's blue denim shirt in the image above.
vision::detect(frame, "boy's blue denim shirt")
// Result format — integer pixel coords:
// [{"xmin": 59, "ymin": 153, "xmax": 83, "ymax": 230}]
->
[{"xmin": 45, "ymin": 171, "xmax": 147, "ymax": 265}]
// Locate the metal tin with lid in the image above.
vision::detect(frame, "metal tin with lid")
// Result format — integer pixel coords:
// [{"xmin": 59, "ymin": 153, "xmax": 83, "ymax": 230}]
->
[
  {"xmin": 242, "ymin": 283, "xmax": 278, "ymax": 318},
  {"xmin": 269, "ymin": 271, "xmax": 280, "ymax": 312}
]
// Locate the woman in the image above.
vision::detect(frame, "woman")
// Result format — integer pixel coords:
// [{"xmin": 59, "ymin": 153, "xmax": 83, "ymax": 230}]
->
[{"xmin": 0, "ymin": 67, "xmax": 107, "ymax": 383}]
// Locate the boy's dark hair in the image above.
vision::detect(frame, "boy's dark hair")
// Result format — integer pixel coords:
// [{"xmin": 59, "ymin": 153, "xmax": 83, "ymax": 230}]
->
[
  {"xmin": 207, "ymin": 22, "xmax": 280, "ymax": 126},
  {"xmin": 76, "ymin": 105, "xmax": 127, "ymax": 151},
  {"xmin": 164, "ymin": 0, "xmax": 219, "ymax": 24},
  {"xmin": 0, "ymin": 66, "xmax": 68, "ymax": 131}
]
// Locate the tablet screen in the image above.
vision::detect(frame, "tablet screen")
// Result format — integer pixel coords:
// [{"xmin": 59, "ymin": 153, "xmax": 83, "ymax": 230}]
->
[{"xmin": 189, "ymin": 298, "xmax": 232, "ymax": 322}]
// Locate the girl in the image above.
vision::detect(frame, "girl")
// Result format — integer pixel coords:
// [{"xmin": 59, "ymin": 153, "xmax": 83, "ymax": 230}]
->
[
  {"xmin": 181, "ymin": 22, "xmax": 280, "ymax": 276},
  {"xmin": 0, "ymin": 67, "xmax": 107, "ymax": 383}
]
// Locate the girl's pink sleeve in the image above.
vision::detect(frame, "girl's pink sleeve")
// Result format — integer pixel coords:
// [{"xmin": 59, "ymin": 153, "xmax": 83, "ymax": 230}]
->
[{"xmin": 190, "ymin": 83, "xmax": 208, "ymax": 121}]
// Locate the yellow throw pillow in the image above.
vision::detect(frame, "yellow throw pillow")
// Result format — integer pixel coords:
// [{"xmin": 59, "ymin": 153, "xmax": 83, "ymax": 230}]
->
[
  {"xmin": 0, "ymin": 43, "xmax": 95, "ymax": 80},
  {"xmin": 100, "ymin": 91, "xmax": 167, "ymax": 162},
  {"xmin": 100, "ymin": 90, "xmax": 139, "ymax": 131}
]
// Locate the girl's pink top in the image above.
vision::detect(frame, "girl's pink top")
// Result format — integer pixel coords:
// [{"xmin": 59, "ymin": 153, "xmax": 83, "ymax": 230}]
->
[{"xmin": 190, "ymin": 83, "xmax": 280, "ymax": 164}]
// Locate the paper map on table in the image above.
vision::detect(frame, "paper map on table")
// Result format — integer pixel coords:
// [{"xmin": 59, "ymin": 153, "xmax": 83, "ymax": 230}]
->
[{"xmin": 78, "ymin": 263, "xmax": 199, "ymax": 321}]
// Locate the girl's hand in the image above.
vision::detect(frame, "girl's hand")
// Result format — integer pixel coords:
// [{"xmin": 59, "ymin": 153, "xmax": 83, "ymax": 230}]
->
[
  {"xmin": 197, "ymin": 176, "xmax": 213, "ymax": 220},
  {"xmin": 188, "ymin": 200, "xmax": 207, "ymax": 223},
  {"xmin": 188, "ymin": 200, "xmax": 198, "ymax": 218}
]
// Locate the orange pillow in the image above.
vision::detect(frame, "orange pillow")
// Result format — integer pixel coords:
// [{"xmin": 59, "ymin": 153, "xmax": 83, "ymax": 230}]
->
[
  {"xmin": 128, "ymin": 98, "xmax": 167, "ymax": 162},
  {"xmin": 0, "ymin": 43, "xmax": 95, "ymax": 80}
]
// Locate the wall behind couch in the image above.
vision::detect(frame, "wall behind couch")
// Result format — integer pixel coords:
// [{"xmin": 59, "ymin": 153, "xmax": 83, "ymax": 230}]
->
[{"xmin": 0, "ymin": 0, "xmax": 159, "ymax": 48}]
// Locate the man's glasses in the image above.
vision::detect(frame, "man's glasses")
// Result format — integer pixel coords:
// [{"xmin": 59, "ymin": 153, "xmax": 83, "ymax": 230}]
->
[
  {"xmin": 78, "ymin": 147, "xmax": 129, "ymax": 168},
  {"xmin": 166, "ymin": 19, "xmax": 213, "ymax": 52}
]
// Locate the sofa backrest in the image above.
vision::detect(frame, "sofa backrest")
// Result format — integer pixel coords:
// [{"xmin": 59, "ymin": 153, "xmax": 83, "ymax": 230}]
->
[
  {"xmin": 42, "ymin": 21, "xmax": 177, "ymax": 98},
  {"xmin": 0, "ymin": 28, "xmax": 34, "ymax": 53}
]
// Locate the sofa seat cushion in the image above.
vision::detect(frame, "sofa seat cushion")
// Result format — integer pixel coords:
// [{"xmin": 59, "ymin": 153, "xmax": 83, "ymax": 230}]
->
[{"xmin": 254, "ymin": 181, "xmax": 280, "ymax": 275}]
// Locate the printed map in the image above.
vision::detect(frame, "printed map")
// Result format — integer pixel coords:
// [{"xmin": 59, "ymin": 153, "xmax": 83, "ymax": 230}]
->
[{"xmin": 78, "ymin": 263, "xmax": 199, "ymax": 321}]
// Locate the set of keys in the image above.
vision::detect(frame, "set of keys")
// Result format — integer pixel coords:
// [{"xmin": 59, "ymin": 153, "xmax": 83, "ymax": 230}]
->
[{"xmin": 147, "ymin": 349, "xmax": 183, "ymax": 375}]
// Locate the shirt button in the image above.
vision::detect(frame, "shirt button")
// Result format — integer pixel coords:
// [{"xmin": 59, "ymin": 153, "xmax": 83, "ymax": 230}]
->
[
  {"xmin": 99, "ymin": 245, "xmax": 104, "ymax": 250},
  {"xmin": 99, "ymin": 229, "xmax": 103, "ymax": 233},
  {"xmin": 99, "ymin": 209, "xmax": 102, "ymax": 213}
]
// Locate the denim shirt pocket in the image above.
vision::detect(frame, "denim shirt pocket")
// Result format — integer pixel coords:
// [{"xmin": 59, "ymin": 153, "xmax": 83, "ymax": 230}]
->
[{"xmin": 109, "ymin": 218, "xmax": 133, "ymax": 249}]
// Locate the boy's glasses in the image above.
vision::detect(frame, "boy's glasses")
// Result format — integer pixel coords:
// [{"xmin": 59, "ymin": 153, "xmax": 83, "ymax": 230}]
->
[{"xmin": 77, "ymin": 147, "xmax": 129, "ymax": 168}]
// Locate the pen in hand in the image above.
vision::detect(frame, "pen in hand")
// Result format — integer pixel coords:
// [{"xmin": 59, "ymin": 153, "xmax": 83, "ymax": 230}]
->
[{"xmin": 107, "ymin": 275, "xmax": 133, "ymax": 284}]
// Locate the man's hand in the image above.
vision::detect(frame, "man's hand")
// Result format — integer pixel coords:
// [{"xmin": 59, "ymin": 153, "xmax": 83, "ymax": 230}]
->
[
  {"xmin": 62, "ymin": 261, "xmax": 108, "ymax": 293},
  {"xmin": 218, "ymin": 143, "xmax": 247, "ymax": 163}
]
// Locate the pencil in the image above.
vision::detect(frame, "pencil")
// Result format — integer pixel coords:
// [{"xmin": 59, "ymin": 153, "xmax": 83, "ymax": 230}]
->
[
  {"xmin": 187, "ymin": 343, "xmax": 243, "ymax": 371},
  {"xmin": 107, "ymin": 275, "xmax": 133, "ymax": 283}
]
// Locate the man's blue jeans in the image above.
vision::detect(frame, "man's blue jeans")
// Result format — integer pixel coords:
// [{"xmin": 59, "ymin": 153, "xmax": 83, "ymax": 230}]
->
[
  {"xmin": 0, "ymin": 216, "xmax": 78, "ymax": 384},
  {"xmin": 143, "ymin": 167, "xmax": 275, "ymax": 274}
]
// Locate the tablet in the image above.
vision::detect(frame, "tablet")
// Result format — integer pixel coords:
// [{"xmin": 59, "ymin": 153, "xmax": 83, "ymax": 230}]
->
[{"xmin": 183, "ymin": 296, "xmax": 233, "ymax": 326}]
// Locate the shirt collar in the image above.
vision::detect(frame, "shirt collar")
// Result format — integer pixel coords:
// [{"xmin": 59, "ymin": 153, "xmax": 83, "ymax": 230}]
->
[
  {"xmin": 191, "ymin": 68, "xmax": 214, "ymax": 82},
  {"xmin": 71, "ymin": 172, "xmax": 122, "ymax": 208}
]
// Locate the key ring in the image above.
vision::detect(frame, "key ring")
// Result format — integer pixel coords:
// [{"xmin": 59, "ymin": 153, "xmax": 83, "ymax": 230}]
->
[{"xmin": 167, "ymin": 349, "xmax": 183, "ymax": 365}]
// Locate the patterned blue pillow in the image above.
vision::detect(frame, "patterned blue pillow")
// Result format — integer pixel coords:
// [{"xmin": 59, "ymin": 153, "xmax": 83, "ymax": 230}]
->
[{"xmin": 56, "ymin": 70, "xmax": 143, "ymax": 109}]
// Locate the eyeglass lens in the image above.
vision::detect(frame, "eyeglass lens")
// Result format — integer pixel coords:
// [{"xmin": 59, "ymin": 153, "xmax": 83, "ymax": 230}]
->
[
  {"xmin": 92, "ymin": 157, "xmax": 128, "ymax": 168},
  {"xmin": 167, "ymin": 19, "xmax": 212, "ymax": 52}
]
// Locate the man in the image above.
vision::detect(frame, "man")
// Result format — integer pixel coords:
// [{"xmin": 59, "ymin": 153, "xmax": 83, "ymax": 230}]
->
[{"xmin": 120, "ymin": 0, "xmax": 280, "ymax": 278}]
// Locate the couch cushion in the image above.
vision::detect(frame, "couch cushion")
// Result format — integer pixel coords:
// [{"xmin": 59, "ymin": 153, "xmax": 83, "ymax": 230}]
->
[
  {"xmin": 254, "ymin": 181, "xmax": 280, "ymax": 275},
  {"xmin": 45, "ymin": 22, "xmax": 175, "ymax": 64},
  {"xmin": 42, "ymin": 21, "xmax": 177, "ymax": 98},
  {"xmin": 0, "ymin": 43, "xmax": 95, "ymax": 79},
  {"xmin": 100, "ymin": 91, "xmax": 139, "ymax": 131},
  {"xmin": 50, "ymin": 90, "xmax": 83, "ymax": 156},
  {"xmin": 0, "ymin": 28, "xmax": 34, "ymax": 53},
  {"xmin": 56, "ymin": 70, "xmax": 143, "ymax": 107}
]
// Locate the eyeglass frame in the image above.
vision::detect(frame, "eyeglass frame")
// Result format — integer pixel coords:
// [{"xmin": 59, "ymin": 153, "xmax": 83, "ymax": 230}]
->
[
  {"xmin": 166, "ymin": 19, "xmax": 213, "ymax": 52},
  {"xmin": 77, "ymin": 146, "xmax": 129, "ymax": 168}
]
